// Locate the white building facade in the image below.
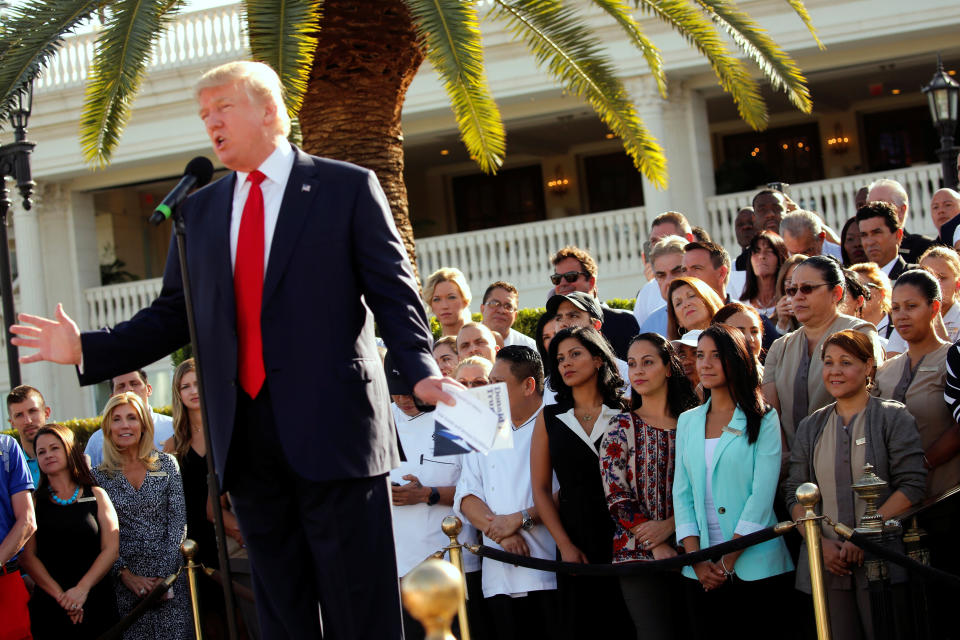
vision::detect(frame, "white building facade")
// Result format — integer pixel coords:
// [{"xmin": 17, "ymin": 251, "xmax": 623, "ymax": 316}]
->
[{"xmin": 8, "ymin": 0, "xmax": 960, "ymax": 419}]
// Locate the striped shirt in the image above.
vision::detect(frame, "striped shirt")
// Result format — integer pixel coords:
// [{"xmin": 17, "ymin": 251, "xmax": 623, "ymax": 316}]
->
[{"xmin": 945, "ymin": 340, "xmax": 960, "ymax": 423}]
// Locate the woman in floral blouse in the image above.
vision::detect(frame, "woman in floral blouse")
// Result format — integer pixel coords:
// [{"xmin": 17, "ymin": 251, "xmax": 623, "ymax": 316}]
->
[{"xmin": 600, "ymin": 333, "xmax": 699, "ymax": 640}]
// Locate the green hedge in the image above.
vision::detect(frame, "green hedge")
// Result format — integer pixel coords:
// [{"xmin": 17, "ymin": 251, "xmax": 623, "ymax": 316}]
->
[
  {"xmin": 2, "ymin": 405, "xmax": 173, "ymax": 453},
  {"xmin": 430, "ymin": 297, "xmax": 635, "ymax": 340}
]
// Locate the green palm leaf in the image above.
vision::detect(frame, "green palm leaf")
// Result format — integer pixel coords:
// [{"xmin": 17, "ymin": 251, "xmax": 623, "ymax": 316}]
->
[
  {"xmin": 697, "ymin": 0, "xmax": 811, "ymax": 113},
  {"xmin": 80, "ymin": 0, "xmax": 180, "ymax": 165},
  {"xmin": 784, "ymin": 0, "xmax": 822, "ymax": 49},
  {"xmin": 0, "ymin": 0, "xmax": 101, "ymax": 126},
  {"xmin": 492, "ymin": 0, "xmax": 667, "ymax": 187},
  {"xmin": 638, "ymin": 0, "xmax": 767, "ymax": 130},
  {"xmin": 589, "ymin": 0, "xmax": 666, "ymax": 98},
  {"xmin": 244, "ymin": 0, "xmax": 321, "ymax": 131},
  {"xmin": 406, "ymin": 0, "xmax": 505, "ymax": 174}
]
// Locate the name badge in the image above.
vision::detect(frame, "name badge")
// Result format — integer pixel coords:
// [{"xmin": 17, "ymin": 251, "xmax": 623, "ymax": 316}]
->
[
  {"xmin": 855, "ymin": 437, "xmax": 866, "ymax": 446},
  {"xmin": 722, "ymin": 425, "xmax": 743, "ymax": 436},
  {"xmin": 78, "ymin": 496, "xmax": 97, "ymax": 503},
  {"xmin": 147, "ymin": 471, "xmax": 168, "ymax": 477},
  {"xmin": 917, "ymin": 366, "xmax": 938, "ymax": 373}
]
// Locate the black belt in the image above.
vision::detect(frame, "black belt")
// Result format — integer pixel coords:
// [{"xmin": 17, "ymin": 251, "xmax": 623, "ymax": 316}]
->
[{"xmin": 2, "ymin": 559, "xmax": 20, "ymax": 575}]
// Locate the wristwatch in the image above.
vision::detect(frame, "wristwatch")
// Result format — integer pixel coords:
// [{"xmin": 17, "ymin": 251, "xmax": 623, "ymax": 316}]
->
[
  {"xmin": 427, "ymin": 487, "xmax": 440, "ymax": 506},
  {"xmin": 520, "ymin": 509, "xmax": 534, "ymax": 531}
]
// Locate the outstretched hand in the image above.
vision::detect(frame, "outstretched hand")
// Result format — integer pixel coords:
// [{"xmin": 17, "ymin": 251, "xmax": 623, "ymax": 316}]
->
[{"xmin": 10, "ymin": 304, "xmax": 82, "ymax": 366}]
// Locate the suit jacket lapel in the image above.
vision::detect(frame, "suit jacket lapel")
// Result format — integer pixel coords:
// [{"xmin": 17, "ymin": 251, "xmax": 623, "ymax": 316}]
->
[{"xmin": 263, "ymin": 148, "xmax": 320, "ymax": 305}]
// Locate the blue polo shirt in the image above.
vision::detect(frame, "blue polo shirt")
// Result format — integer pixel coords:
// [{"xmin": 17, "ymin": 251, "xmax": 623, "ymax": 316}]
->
[{"xmin": 1, "ymin": 434, "xmax": 35, "ymax": 561}]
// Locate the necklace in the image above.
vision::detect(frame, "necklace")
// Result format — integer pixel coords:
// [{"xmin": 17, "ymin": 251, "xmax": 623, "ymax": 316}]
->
[
  {"xmin": 49, "ymin": 485, "xmax": 80, "ymax": 506},
  {"xmin": 576, "ymin": 405, "xmax": 603, "ymax": 422}
]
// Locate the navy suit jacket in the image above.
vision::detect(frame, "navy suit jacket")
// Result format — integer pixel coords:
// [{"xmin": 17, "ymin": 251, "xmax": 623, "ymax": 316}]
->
[{"xmin": 79, "ymin": 147, "xmax": 440, "ymax": 484}]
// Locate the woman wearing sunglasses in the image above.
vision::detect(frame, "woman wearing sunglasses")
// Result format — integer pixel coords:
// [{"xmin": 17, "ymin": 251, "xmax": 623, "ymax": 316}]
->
[{"xmin": 763, "ymin": 256, "xmax": 877, "ymax": 459}]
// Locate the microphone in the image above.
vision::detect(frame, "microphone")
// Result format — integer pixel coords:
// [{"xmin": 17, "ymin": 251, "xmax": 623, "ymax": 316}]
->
[{"xmin": 149, "ymin": 156, "xmax": 215, "ymax": 225}]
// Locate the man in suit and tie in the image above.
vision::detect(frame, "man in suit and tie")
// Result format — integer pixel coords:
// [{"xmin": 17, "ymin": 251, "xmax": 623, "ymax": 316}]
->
[
  {"xmin": 856, "ymin": 201, "xmax": 916, "ymax": 281},
  {"xmin": 11, "ymin": 61, "xmax": 454, "ymax": 640},
  {"xmin": 867, "ymin": 178, "xmax": 934, "ymax": 263}
]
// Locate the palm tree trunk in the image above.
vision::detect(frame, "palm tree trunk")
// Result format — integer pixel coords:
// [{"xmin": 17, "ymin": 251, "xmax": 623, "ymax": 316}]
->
[{"xmin": 299, "ymin": 0, "xmax": 425, "ymax": 283}]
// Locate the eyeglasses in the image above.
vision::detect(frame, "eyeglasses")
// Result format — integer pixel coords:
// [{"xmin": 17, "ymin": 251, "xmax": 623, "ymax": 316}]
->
[
  {"xmin": 483, "ymin": 300, "xmax": 516, "ymax": 313},
  {"xmin": 550, "ymin": 271, "xmax": 589, "ymax": 285},
  {"xmin": 784, "ymin": 283, "xmax": 829, "ymax": 297}
]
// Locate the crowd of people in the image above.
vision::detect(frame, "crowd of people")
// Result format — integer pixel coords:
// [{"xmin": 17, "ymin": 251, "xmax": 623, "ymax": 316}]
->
[
  {"xmin": 1, "ymin": 364, "xmax": 252, "ymax": 640},
  {"xmin": 389, "ymin": 177, "xmax": 960, "ymax": 640},
  {"xmin": 2, "ymin": 173, "xmax": 960, "ymax": 640}
]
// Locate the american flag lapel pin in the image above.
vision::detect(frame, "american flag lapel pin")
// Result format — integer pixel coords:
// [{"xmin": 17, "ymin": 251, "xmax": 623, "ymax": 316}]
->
[{"xmin": 302, "ymin": 184, "xmax": 311, "ymax": 193}]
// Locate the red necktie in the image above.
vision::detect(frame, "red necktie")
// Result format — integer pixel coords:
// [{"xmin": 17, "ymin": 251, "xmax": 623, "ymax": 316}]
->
[{"xmin": 235, "ymin": 170, "xmax": 267, "ymax": 397}]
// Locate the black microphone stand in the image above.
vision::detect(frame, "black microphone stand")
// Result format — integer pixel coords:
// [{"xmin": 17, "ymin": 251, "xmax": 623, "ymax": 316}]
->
[{"xmin": 170, "ymin": 203, "xmax": 240, "ymax": 640}]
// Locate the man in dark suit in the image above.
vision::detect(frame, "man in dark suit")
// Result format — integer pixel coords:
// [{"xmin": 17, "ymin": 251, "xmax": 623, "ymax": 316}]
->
[
  {"xmin": 867, "ymin": 178, "xmax": 934, "ymax": 264},
  {"xmin": 856, "ymin": 201, "xmax": 916, "ymax": 283},
  {"xmin": 11, "ymin": 61, "xmax": 454, "ymax": 640},
  {"xmin": 548, "ymin": 246, "xmax": 638, "ymax": 359}
]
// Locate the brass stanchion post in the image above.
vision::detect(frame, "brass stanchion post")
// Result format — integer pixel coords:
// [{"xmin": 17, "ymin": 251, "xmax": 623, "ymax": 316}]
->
[
  {"xmin": 181, "ymin": 539, "xmax": 204, "ymax": 640},
  {"xmin": 796, "ymin": 482, "xmax": 832, "ymax": 640},
  {"xmin": 402, "ymin": 558, "xmax": 462, "ymax": 640},
  {"xmin": 441, "ymin": 515, "xmax": 471, "ymax": 640}
]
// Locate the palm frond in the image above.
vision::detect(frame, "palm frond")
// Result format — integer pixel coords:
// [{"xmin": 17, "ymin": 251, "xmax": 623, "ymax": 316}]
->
[
  {"xmin": 80, "ymin": 0, "xmax": 180, "ymax": 166},
  {"xmin": 698, "ymin": 0, "xmax": 811, "ymax": 113},
  {"xmin": 492, "ymin": 0, "xmax": 666, "ymax": 187},
  {"xmin": 589, "ymin": 0, "xmax": 666, "ymax": 98},
  {"xmin": 244, "ymin": 0, "xmax": 321, "ymax": 127},
  {"xmin": 783, "ymin": 0, "xmax": 822, "ymax": 49},
  {"xmin": 406, "ymin": 0, "xmax": 505, "ymax": 174},
  {"xmin": 0, "ymin": 0, "xmax": 101, "ymax": 126},
  {"xmin": 638, "ymin": 0, "xmax": 767, "ymax": 130}
]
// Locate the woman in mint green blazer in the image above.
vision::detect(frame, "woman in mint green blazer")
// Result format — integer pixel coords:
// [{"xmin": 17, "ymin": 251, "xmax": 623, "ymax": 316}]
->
[{"xmin": 673, "ymin": 324, "xmax": 793, "ymax": 638}]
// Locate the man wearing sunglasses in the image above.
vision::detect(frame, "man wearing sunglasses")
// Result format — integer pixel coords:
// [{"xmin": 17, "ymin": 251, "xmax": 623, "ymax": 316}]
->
[{"xmin": 549, "ymin": 246, "xmax": 638, "ymax": 360}]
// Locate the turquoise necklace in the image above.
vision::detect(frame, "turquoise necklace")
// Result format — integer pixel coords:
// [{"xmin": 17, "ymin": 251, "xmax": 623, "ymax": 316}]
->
[{"xmin": 49, "ymin": 485, "xmax": 80, "ymax": 506}]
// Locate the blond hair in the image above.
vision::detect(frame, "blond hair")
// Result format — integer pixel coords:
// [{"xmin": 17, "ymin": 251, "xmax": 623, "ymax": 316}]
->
[
  {"xmin": 99, "ymin": 392, "xmax": 159, "ymax": 475},
  {"xmin": 849, "ymin": 262, "xmax": 892, "ymax": 315},
  {"xmin": 453, "ymin": 356, "xmax": 493, "ymax": 379},
  {"xmin": 195, "ymin": 61, "xmax": 291, "ymax": 136},
  {"xmin": 423, "ymin": 268, "xmax": 473, "ymax": 323}
]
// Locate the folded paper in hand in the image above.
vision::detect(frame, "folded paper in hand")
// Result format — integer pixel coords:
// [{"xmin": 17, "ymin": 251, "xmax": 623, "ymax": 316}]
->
[{"xmin": 433, "ymin": 382, "xmax": 511, "ymax": 456}]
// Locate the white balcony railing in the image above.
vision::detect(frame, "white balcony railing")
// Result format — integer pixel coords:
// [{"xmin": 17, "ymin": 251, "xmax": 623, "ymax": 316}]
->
[
  {"xmin": 82, "ymin": 163, "xmax": 948, "ymax": 324},
  {"xmin": 705, "ymin": 163, "xmax": 943, "ymax": 252},
  {"xmin": 84, "ymin": 279, "xmax": 163, "ymax": 330},
  {"xmin": 37, "ymin": 5, "xmax": 246, "ymax": 92}
]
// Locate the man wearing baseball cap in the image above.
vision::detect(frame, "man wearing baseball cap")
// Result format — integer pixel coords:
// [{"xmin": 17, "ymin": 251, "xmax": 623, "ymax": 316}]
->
[{"xmin": 544, "ymin": 292, "xmax": 631, "ymax": 402}]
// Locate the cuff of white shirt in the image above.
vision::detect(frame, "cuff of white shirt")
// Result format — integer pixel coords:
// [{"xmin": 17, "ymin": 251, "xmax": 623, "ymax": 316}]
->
[
  {"xmin": 77, "ymin": 353, "xmax": 84, "ymax": 375},
  {"xmin": 733, "ymin": 519, "xmax": 766, "ymax": 536},
  {"xmin": 675, "ymin": 523, "xmax": 700, "ymax": 541}
]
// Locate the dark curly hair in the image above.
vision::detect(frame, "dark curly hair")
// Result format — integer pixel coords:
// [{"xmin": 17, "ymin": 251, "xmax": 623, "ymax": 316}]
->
[
  {"xmin": 627, "ymin": 333, "xmax": 699, "ymax": 417},
  {"xmin": 547, "ymin": 326, "xmax": 626, "ymax": 411}
]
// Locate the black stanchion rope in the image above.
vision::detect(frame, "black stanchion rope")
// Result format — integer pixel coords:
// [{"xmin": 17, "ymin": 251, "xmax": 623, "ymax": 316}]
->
[
  {"xmin": 470, "ymin": 523, "xmax": 791, "ymax": 576},
  {"xmin": 95, "ymin": 572, "xmax": 177, "ymax": 640},
  {"xmin": 837, "ymin": 530, "xmax": 960, "ymax": 591}
]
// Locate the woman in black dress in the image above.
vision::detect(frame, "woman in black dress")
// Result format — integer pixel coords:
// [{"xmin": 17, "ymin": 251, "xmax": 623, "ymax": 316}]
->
[
  {"xmin": 531, "ymin": 326, "xmax": 635, "ymax": 638},
  {"xmin": 20, "ymin": 423, "xmax": 119, "ymax": 639},
  {"xmin": 164, "ymin": 358, "xmax": 244, "ymax": 638}
]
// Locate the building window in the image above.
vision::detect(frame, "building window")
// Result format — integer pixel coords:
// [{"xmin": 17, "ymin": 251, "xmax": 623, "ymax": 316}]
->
[
  {"xmin": 861, "ymin": 105, "xmax": 938, "ymax": 172},
  {"xmin": 451, "ymin": 165, "xmax": 546, "ymax": 232},
  {"xmin": 581, "ymin": 151, "xmax": 645, "ymax": 213},
  {"xmin": 717, "ymin": 123, "xmax": 824, "ymax": 193}
]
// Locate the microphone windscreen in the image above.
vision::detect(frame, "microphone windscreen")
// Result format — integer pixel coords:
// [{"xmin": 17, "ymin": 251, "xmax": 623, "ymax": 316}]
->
[{"xmin": 185, "ymin": 156, "xmax": 215, "ymax": 188}]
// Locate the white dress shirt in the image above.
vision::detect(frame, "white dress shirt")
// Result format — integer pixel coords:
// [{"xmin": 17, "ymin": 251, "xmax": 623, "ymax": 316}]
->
[
  {"xmin": 454, "ymin": 406, "xmax": 559, "ymax": 598},
  {"xmin": 632, "ymin": 279, "xmax": 663, "ymax": 327},
  {"xmin": 230, "ymin": 144, "xmax": 295, "ymax": 271},
  {"xmin": 389, "ymin": 405, "xmax": 480, "ymax": 577},
  {"xmin": 502, "ymin": 329, "xmax": 537, "ymax": 350}
]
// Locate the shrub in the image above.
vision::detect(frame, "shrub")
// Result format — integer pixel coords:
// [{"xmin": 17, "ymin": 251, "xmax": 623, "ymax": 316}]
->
[{"xmin": 429, "ymin": 299, "xmax": 636, "ymax": 340}]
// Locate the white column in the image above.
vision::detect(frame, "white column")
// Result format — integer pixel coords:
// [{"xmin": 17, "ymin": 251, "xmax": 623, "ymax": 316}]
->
[
  {"xmin": 17, "ymin": 183, "xmax": 100, "ymax": 419},
  {"xmin": 12, "ymin": 185, "xmax": 51, "ymax": 397},
  {"xmin": 625, "ymin": 76, "xmax": 715, "ymax": 228}
]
